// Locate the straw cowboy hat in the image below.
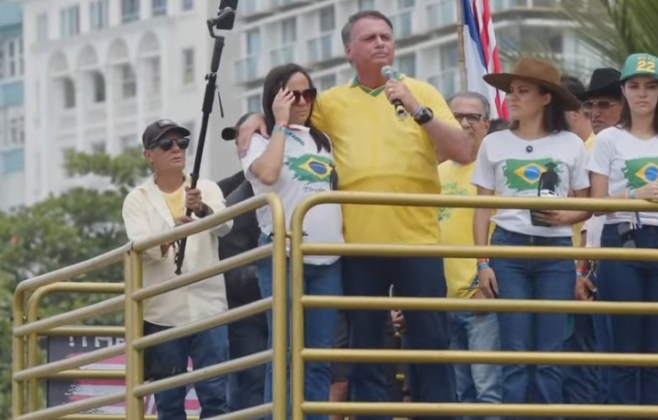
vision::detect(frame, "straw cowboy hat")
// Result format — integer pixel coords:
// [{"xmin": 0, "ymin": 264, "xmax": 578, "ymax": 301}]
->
[{"xmin": 484, "ymin": 57, "xmax": 582, "ymax": 111}]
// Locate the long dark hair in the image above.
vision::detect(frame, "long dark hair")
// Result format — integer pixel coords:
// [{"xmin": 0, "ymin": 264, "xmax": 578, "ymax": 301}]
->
[
  {"xmin": 617, "ymin": 80, "xmax": 658, "ymax": 133},
  {"xmin": 262, "ymin": 63, "xmax": 331, "ymax": 153},
  {"xmin": 509, "ymin": 86, "xmax": 570, "ymax": 134}
]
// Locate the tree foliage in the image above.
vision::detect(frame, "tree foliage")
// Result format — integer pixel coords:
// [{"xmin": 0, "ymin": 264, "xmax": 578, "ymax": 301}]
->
[{"xmin": 0, "ymin": 148, "xmax": 150, "ymax": 417}]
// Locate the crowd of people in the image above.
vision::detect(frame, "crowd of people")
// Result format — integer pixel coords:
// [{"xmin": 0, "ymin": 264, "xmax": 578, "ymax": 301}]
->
[{"xmin": 120, "ymin": 8, "xmax": 658, "ymax": 420}]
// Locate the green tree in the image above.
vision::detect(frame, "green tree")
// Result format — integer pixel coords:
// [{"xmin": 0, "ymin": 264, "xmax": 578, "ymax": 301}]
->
[{"xmin": 0, "ymin": 148, "xmax": 150, "ymax": 418}]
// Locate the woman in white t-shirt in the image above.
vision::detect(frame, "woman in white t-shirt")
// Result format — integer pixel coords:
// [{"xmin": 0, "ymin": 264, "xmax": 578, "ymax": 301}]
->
[
  {"xmin": 241, "ymin": 63, "xmax": 343, "ymax": 419},
  {"xmin": 587, "ymin": 53, "xmax": 658, "ymax": 405},
  {"xmin": 472, "ymin": 57, "xmax": 590, "ymax": 408}
]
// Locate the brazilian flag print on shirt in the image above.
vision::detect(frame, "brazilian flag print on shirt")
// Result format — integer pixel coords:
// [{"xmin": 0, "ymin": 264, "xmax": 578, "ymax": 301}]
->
[
  {"xmin": 286, "ymin": 154, "xmax": 333, "ymax": 185},
  {"xmin": 502, "ymin": 159, "xmax": 563, "ymax": 192},
  {"xmin": 623, "ymin": 157, "xmax": 658, "ymax": 189}
]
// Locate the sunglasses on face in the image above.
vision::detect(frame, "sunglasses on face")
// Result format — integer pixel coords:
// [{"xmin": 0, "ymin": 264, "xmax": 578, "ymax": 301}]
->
[
  {"xmin": 582, "ymin": 100, "xmax": 619, "ymax": 112},
  {"xmin": 290, "ymin": 88, "xmax": 317, "ymax": 104},
  {"xmin": 453, "ymin": 113, "xmax": 484, "ymax": 124},
  {"xmin": 151, "ymin": 137, "xmax": 190, "ymax": 151}
]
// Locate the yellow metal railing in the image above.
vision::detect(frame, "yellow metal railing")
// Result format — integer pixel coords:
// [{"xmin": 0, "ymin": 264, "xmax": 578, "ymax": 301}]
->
[
  {"xmin": 12, "ymin": 194, "xmax": 287, "ymax": 420},
  {"xmin": 290, "ymin": 192, "xmax": 658, "ymax": 419}
]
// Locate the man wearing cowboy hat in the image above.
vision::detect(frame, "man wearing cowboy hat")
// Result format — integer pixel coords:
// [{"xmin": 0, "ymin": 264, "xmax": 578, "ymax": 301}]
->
[{"xmin": 581, "ymin": 68, "xmax": 623, "ymax": 146}]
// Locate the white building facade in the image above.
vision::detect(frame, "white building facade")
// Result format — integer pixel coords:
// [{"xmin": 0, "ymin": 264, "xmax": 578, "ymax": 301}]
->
[
  {"xmin": 234, "ymin": 0, "xmax": 604, "ymax": 113},
  {"xmin": 21, "ymin": 0, "xmax": 244, "ymax": 206},
  {"xmin": 0, "ymin": 0, "xmax": 25, "ymax": 211}
]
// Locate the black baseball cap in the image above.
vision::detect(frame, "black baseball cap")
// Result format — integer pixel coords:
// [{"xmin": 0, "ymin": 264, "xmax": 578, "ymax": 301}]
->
[
  {"xmin": 221, "ymin": 113, "xmax": 254, "ymax": 141},
  {"xmin": 142, "ymin": 119, "xmax": 191, "ymax": 149}
]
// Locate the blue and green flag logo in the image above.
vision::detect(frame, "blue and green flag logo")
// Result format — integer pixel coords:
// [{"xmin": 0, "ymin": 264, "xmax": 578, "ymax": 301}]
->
[
  {"xmin": 285, "ymin": 154, "xmax": 333, "ymax": 184},
  {"xmin": 502, "ymin": 159, "xmax": 561, "ymax": 192},
  {"xmin": 623, "ymin": 157, "xmax": 658, "ymax": 189}
]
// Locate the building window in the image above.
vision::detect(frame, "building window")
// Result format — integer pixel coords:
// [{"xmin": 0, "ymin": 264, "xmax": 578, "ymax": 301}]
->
[
  {"xmin": 6, "ymin": 39, "xmax": 22, "ymax": 78},
  {"xmin": 317, "ymin": 74, "xmax": 336, "ymax": 92},
  {"xmin": 182, "ymin": 48, "xmax": 195, "ymax": 85},
  {"xmin": 1, "ymin": 149, "xmax": 25, "ymax": 175},
  {"xmin": 148, "ymin": 57, "xmax": 161, "ymax": 94},
  {"xmin": 246, "ymin": 29, "xmax": 261, "ymax": 55},
  {"xmin": 281, "ymin": 17, "xmax": 296, "ymax": 44},
  {"xmin": 37, "ymin": 13, "xmax": 49, "ymax": 42},
  {"xmin": 440, "ymin": 42, "xmax": 459, "ymax": 69},
  {"xmin": 122, "ymin": 0, "xmax": 140, "ymax": 23},
  {"xmin": 120, "ymin": 134, "xmax": 136, "ymax": 150},
  {"xmin": 60, "ymin": 6, "xmax": 80, "ymax": 38},
  {"xmin": 62, "ymin": 77, "xmax": 76, "ymax": 108},
  {"xmin": 90, "ymin": 0, "xmax": 110, "ymax": 31},
  {"xmin": 358, "ymin": 0, "xmax": 375, "ymax": 10},
  {"xmin": 247, "ymin": 94, "xmax": 261, "ymax": 113},
  {"xmin": 92, "ymin": 71, "xmax": 106, "ymax": 103},
  {"xmin": 91, "ymin": 141, "xmax": 107, "ymax": 154},
  {"xmin": 398, "ymin": 0, "xmax": 415, "ymax": 8},
  {"xmin": 121, "ymin": 65, "xmax": 137, "ymax": 98},
  {"xmin": 153, "ymin": 0, "xmax": 167, "ymax": 16},
  {"xmin": 9, "ymin": 117, "xmax": 25, "ymax": 146},
  {"xmin": 0, "ymin": 48, "xmax": 4, "ymax": 80},
  {"xmin": 320, "ymin": 6, "xmax": 335, "ymax": 32},
  {"xmin": 182, "ymin": 0, "xmax": 194, "ymax": 11},
  {"xmin": 397, "ymin": 53, "xmax": 416, "ymax": 77}
]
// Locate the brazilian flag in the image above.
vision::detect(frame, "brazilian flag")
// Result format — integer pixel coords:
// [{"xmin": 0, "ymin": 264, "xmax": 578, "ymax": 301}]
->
[
  {"xmin": 623, "ymin": 157, "xmax": 658, "ymax": 189},
  {"xmin": 502, "ymin": 158, "xmax": 560, "ymax": 192},
  {"xmin": 285, "ymin": 154, "xmax": 334, "ymax": 184}
]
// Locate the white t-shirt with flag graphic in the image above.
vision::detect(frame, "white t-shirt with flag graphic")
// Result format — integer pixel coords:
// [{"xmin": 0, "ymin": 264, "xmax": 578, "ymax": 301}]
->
[
  {"xmin": 241, "ymin": 125, "xmax": 343, "ymax": 265},
  {"xmin": 587, "ymin": 126, "xmax": 658, "ymax": 226},
  {"xmin": 472, "ymin": 129, "xmax": 590, "ymax": 237}
]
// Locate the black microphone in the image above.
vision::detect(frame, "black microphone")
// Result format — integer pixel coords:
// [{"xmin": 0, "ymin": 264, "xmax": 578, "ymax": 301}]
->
[{"xmin": 381, "ymin": 66, "xmax": 408, "ymax": 119}]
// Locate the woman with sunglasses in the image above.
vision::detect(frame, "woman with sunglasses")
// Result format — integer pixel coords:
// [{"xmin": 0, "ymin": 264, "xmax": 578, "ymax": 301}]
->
[
  {"xmin": 472, "ymin": 57, "xmax": 590, "ymax": 410},
  {"xmin": 240, "ymin": 63, "xmax": 342, "ymax": 418},
  {"xmin": 587, "ymin": 53, "xmax": 658, "ymax": 405}
]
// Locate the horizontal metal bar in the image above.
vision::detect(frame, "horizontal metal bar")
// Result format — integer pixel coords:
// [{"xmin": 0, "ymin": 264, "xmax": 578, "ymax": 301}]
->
[
  {"xmin": 16, "ymin": 391, "xmax": 125, "ymax": 420},
  {"xmin": 302, "ymin": 401, "xmax": 658, "ymax": 418},
  {"xmin": 132, "ymin": 245, "xmax": 272, "ymax": 302},
  {"xmin": 207, "ymin": 403, "xmax": 274, "ymax": 420},
  {"xmin": 48, "ymin": 369, "xmax": 125, "ymax": 380},
  {"xmin": 13, "ymin": 344, "xmax": 124, "ymax": 382},
  {"xmin": 133, "ymin": 350, "xmax": 272, "ymax": 398},
  {"xmin": 302, "ymin": 296, "xmax": 658, "ymax": 315},
  {"xmin": 14, "ymin": 295, "xmax": 124, "ymax": 337},
  {"xmin": 298, "ymin": 191, "xmax": 658, "ymax": 212},
  {"xmin": 61, "ymin": 416, "xmax": 166, "ymax": 420},
  {"xmin": 302, "ymin": 348, "xmax": 658, "ymax": 366},
  {"xmin": 134, "ymin": 298, "xmax": 272, "ymax": 350},
  {"xmin": 301, "ymin": 243, "xmax": 658, "ymax": 261},
  {"xmin": 132, "ymin": 194, "xmax": 279, "ymax": 252},
  {"xmin": 16, "ymin": 246, "xmax": 128, "ymax": 295},
  {"xmin": 45, "ymin": 325, "xmax": 124, "ymax": 336}
]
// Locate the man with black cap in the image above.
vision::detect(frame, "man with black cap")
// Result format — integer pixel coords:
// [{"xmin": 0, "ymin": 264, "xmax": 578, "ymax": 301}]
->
[
  {"xmin": 581, "ymin": 67, "xmax": 623, "ymax": 147},
  {"xmin": 123, "ymin": 119, "xmax": 232, "ymax": 418},
  {"xmin": 216, "ymin": 115, "xmax": 268, "ymax": 413}
]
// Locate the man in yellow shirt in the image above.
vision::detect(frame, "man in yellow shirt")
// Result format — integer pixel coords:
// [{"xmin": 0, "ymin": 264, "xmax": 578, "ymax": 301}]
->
[
  {"xmin": 439, "ymin": 92, "xmax": 501, "ymax": 418},
  {"xmin": 237, "ymin": 10, "xmax": 472, "ymax": 418}
]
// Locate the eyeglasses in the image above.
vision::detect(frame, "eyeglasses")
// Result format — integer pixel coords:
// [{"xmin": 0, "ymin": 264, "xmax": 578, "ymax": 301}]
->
[
  {"xmin": 151, "ymin": 137, "xmax": 190, "ymax": 151},
  {"xmin": 582, "ymin": 100, "xmax": 619, "ymax": 112},
  {"xmin": 453, "ymin": 113, "xmax": 484, "ymax": 124},
  {"xmin": 291, "ymin": 88, "xmax": 317, "ymax": 104}
]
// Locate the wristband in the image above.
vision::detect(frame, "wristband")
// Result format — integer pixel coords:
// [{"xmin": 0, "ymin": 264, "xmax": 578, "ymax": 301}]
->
[
  {"xmin": 273, "ymin": 124, "xmax": 288, "ymax": 134},
  {"xmin": 412, "ymin": 105, "xmax": 424, "ymax": 118},
  {"xmin": 576, "ymin": 269, "xmax": 589, "ymax": 277},
  {"xmin": 477, "ymin": 262, "xmax": 490, "ymax": 271},
  {"xmin": 630, "ymin": 189, "xmax": 637, "ymax": 199}
]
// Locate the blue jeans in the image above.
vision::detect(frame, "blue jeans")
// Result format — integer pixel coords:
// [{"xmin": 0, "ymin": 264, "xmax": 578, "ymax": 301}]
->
[
  {"xmin": 257, "ymin": 235, "xmax": 342, "ymax": 420},
  {"xmin": 489, "ymin": 227, "xmax": 574, "ymax": 417},
  {"xmin": 343, "ymin": 256, "xmax": 456, "ymax": 420},
  {"xmin": 597, "ymin": 223, "xmax": 658, "ymax": 405},
  {"xmin": 450, "ymin": 311, "xmax": 502, "ymax": 420},
  {"xmin": 143, "ymin": 322, "xmax": 229, "ymax": 419},
  {"xmin": 227, "ymin": 313, "xmax": 267, "ymax": 412}
]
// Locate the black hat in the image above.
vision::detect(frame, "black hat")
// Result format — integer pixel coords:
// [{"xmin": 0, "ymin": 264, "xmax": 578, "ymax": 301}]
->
[
  {"xmin": 582, "ymin": 68, "xmax": 622, "ymax": 100},
  {"xmin": 221, "ymin": 113, "xmax": 254, "ymax": 141},
  {"xmin": 142, "ymin": 119, "xmax": 190, "ymax": 149}
]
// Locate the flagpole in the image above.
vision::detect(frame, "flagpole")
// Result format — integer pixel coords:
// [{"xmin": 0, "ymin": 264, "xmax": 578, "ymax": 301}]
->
[{"xmin": 456, "ymin": 0, "xmax": 468, "ymax": 91}]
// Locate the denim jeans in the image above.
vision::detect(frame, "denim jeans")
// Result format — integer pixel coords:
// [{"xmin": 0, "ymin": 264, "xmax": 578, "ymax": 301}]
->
[
  {"xmin": 597, "ymin": 223, "xmax": 658, "ymax": 405},
  {"xmin": 257, "ymin": 235, "xmax": 342, "ymax": 420},
  {"xmin": 343, "ymin": 256, "xmax": 456, "ymax": 420},
  {"xmin": 227, "ymin": 313, "xmax": 268, "ymax": 412},
  {"xmin": 489, "ymin": 227, "xmax": 574, "ymax": 418},
  {"xmin": 143, "ymin": 322, "xmax": 229, "ymax": 419},
  {"xmin": 450, "ymin": 311, "xmax": 502, "ymax": 420}
]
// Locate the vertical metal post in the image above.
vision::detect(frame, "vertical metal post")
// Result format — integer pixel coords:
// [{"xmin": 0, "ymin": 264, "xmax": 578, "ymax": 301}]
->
[
  {"xmin": 271, "ymin": 196, "xmax": 288, "ymax": 420},
  {"xmin": 124, "ymin": 251, "xmax": 145, "ymax": 419},
  {"xmin": 290, "ymin": 203, "xmax": 306, "ymax": 420},
  {"xmin": 12, "ymin": 291, "xmax": 26, "ymax": 417}
]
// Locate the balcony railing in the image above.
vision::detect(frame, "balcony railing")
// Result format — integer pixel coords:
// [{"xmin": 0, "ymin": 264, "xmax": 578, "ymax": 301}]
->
[
  {"xmin": 235, "ymin": 55, "xmax": 261, "ymax": 83},
  {"xmin": 307, "ymin": 33, "xmax": 334, "ymax": 64},
  {"xmin": 270, "ymin": 45, "xmax": 295, "ymax": 68},
  {"xmin": 427, "ymin": 0, "xmax": 456, "ymax": 31},
  {"xmin": 428, "ymin": 67, "xmax": 459, "ymax": 98}
]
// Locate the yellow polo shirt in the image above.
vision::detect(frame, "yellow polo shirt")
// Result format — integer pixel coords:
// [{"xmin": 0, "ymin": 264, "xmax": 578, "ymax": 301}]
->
[{"xmin": 312, "ymin": 75, "xmax": 459, "ymax": 244}]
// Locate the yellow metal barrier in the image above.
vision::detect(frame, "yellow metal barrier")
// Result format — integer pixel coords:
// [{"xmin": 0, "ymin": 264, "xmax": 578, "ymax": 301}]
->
[
  {"xmin": 12, "ymin": 194, "xmax": 287, "ymax": 420},
  {"xmin": 290, "ymin": 192, "xmax": 658, "ymax": 419}
]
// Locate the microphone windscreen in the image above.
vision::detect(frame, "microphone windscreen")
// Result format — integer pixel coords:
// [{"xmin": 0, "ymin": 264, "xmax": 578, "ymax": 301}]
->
[{"xmin": 381, "ymin": 65, "xmax": 395, "ymax": 80}]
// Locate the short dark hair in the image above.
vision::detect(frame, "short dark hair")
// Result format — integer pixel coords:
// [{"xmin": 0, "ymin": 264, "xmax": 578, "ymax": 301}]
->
[
  {"xmin": 448, "ymin": 92, "xmax": 491, "ymax": 120},
  {"xmin": 509, "ymin": 86, "xmax": 570, "ymax": 133},
  {"xmin": 488, "ymin": 118, "xmax": 510, "ymax": 134},
  {"xmin": 618, "ymin": 79, "xmax": 658, "ymax": 133},
  {"xmin": 341, "ymin": 10, "xmax": 393, "ymax": 46},
  {"xmin": 261, "ymin": 63, "xmax": 330, "ymax": 153},
  {"xmin": 560, "ymin": 75, "xmax": 586, "ymax": 100}
]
